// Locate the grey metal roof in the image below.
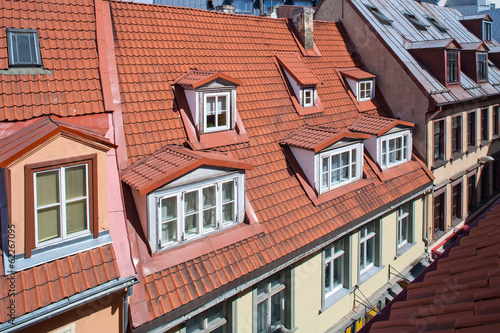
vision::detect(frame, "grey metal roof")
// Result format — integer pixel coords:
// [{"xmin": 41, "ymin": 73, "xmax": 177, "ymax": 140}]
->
[
  {"xmin": 349, "ymin": 0, "xmax": 500, "ymax": 106},
  {"xmin": 479, "ymin": 8, "xmax": 500, "ymax": 41}
]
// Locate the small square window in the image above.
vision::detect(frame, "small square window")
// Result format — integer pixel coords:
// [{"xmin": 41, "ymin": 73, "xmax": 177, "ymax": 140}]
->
[
  {"xmin": 7, "ymin": 29, "xmax": 42, "ymax": 67},
  {"xmin": 302, "ymin": 87, "xmax": 315, "ymax": 107},
  {"xmin": 380, "ymin": 130, "xmax": 411, "ymax": 169},
  {"xmin": 357, "ymin": 80, "xmax": 373, "ymax": 101},
  {"xmin": 204, "ymin": 92, "xmax": 231, "ymax": 133}
]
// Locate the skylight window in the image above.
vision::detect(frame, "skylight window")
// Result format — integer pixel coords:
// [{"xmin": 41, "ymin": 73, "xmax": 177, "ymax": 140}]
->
[
  {"xmin": 427, "ymin": 16, "xmax": 448, "ymax": 33},
  {"xmin": 364, "ymin": 4, "xmax": 393, "ymax": 25},
  {"xmin": 7, "ymin": 29, "xmax": 42, "ymax": 67},
  {"xmin": 403, "ymin": 12, "xmax": 429, "ymax": 31}
]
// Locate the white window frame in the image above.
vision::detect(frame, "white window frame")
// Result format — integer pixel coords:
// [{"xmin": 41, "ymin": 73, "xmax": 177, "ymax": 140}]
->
[
  {"xmin": 359, "ymin": 222, "xmax": 376, "ymax": 275},
  {"xmin": 34, "ymin": 164, "xmax": 90, "ymax": 247},
  {"xmin": 203, "ymin": 92, "xmax": 231, "ymax": 133},
  {"xmin": 397, "ymin": 204, "xmax": 410, "ymax": 249},
  {"xmin": 357, "ymin": 80, "xmax": 373, "ymax": 102},
  {"xmin": 318, "ymin": 143, "xmax": 363, "ymax": 194},
  {"xmin": 324, "ymin": 239, "xmax": 345, "ymax": 298},
  {"xmin": 153, "ymin": 173, "xmax": 244, "ymax": 250},
  {"xmin": 7, "ymin": 29, "xmax": 42, "ymax": 67},
  {"xmin": 185, "ymin": 303, "xmax": 227, "ymax": 333},
  {"xmin": 256, "ymin": 273, "xmax": 286, "ymax": 333},
  {"xmin": 484, "ymin": 21, "xmax": 492, "ymax": 41},
  {"xmin": 378, "ymin": 130, "xmax": 411, "ymax": 169},
  {"xmin": 301, "ymin": 87, "xmax": 315, "ymax": 107}
]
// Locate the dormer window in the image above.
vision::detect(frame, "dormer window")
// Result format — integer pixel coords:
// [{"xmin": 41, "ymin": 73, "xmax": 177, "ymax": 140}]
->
[
  {"xmin": 478, "ymin": 53, "xmax": 488, "ymax": 81},
  {"xmin": 484, "ymin": 21, "xmax": 492, "ymax": 41},
  {"xmin": 349, "ymin": 115, "xmax": 414, "ymax": 170},
  {"xmin": 121, "ymin": 145, "xmax": 252, "ymax": 252},
  {"xmin": 379, "ymin": 130, "xmax": 411, "ymax": 169},
  {"xmin": 275, "ymin": 53, "xmax": 321, "ymax": 113},
  {"xmin": 447, "ymin": 50, "xmax": 459, "ymax": 83},
  {"xmin": 340, "ymin": 68, "xmax": 376, "ymax": 102},
  {"xmin": 358, "ymin": 80, "xmax": 373, "ymax": 102},
  {"xmin": 280, "ymin": 126, "xmax": 369, "ymax": 195},
  {"xmin": 7, "ymin": 29, "xmax": 42, "ymax": 67},
  {"xmin": 403, "ymin": 12, "xmax": 429, "ymax": 31},
  {"xmin": 205, "ymin": 92, "xmax": 230, "ymax": 132}
]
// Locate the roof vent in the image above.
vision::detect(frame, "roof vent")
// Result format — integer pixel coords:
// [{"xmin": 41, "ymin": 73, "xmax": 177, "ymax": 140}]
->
[
  {"xmin": 427, "ymin": 16, "xmax": 448, "ymax": 32},
  {"xmin": 364, "ymin": 3, "xmax": 393, "ymax": 25},
  {"xmin": 403, "ymin": 12, "xmax": 429, "ymax": 30},
  {"xmin": 292, "ymin": 7, "xmax": 314, "ymax": 50}
]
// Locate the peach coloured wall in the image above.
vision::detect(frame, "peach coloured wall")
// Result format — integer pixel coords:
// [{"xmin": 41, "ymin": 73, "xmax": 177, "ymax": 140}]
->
[
  {"xmin": 17, "ymin": 292, "xmax": 123, "ymax": 333},
  {"xmin": 7, "ymin": 135, "xmax": 110, "ymax": 254}
]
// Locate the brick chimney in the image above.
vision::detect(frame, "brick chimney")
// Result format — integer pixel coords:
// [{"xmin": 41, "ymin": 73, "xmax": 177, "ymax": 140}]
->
[{"xmin": 292, "ymin": 7, "xmax": 314, "ymax": 50}]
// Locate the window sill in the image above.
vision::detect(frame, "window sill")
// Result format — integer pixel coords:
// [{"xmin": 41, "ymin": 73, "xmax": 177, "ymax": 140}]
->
[
  {"xmin": 432, "ymin": 159, "xmax": 447, "ymax": 170},
  {"xmin": 450, "ymin": 151, "xmax": 464, "ymax": 162},
  {"xmin": 480, "ymin": 140, "xmax": 491, "ymax": 148},
  {"xmin": 493, "ymin": 135, "xmax": 500, "ymax": 141},
  {"xmin": 10, "ymin": 231, "xmax": 111, "ymax": 273},
  {"xmin": 359, "ymin": 265, "xmax": 384, "ymax": 285},
  {"xmin": 452, "ymin": 217, "xmax": 463, "ymax": 227},
  {"xmin": 320, "ymin": 287, "xmax": 351, "ymax": 313},
  {"xmin": 466, "ymin": 146, "xmax": 478, "ymax": 154},
  {"xmin": 395, "ymin": 241, "xmax": 416, "ymax": 259},
  {"xmin": 0, "ymin": 67, "xmax": 53, "ymax": 75}
]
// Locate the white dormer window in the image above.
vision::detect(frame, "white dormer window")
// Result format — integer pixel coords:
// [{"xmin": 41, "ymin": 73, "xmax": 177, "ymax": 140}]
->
[
  {"xmin": 357, "ymin": 80, "xmax": 373, "ymax": 102},
  {"xmin": 302, "ymin": 87, "xmax": 316, "ymax": 107},
  {"xmin": 319, "ymin": 143, "xmax": 363, "ymax": 193},
  {"xmin": 204, "ymin": 92, "xmax": 230, "ymax": 132},
  {"xmin": 379, "ymin": 130, "xmax": 411, "ymax": 169}
]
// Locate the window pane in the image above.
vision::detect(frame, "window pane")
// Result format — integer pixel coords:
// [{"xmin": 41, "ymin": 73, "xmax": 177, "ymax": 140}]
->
[
  {"xmin": 186, "ymin": 314, "xmax": 203, "ymax": 333},
  {"xmin": 36, "ymin": 170, "xmax": 59, "ymax": 207},
  {"xmin": 366, "ymin": 236, "xmax": 375, "ymax": 265},
  {"xmin": 185, "ymin": 214, "xmax": 199, "ymax": 236},
  {"xmin": 324, "ymin": 261, "xmax": 332, "ymax": 293},
  {"xmin": 206, "ymin": 96, "xmax": 216, "ymax": 128},
  {"xmin": 202, "ymin": 186, "xmax": 216, "ymax": 229},
  {"xmin": 222, "ymin": 202, "xmax": 234, "ymax": 223},
  {"xmin": 161, "ymin": 196, "xmax": 177, "ymax": 221},
  {"xmin": 184, "ymin": 191, "xmax": 199, "ymax": 236},
  {"xmin": 37, "ymin": 206, "xmax": 60, "ymax": 242},
  {"xmin": 217, "ymin": 95, "xmax": 227, "ymax": 111},
  {"xmin": 14, "ymin": 33, "xmax": 37, "ymax": 64},
  {"xmin": 203, "ymin": 207, "xmax": 216, "ymax": 229},
  {"xmin": 257, "ymin": 301, "xmax": 268, "ymax": 333},
  {"xmin": 207, "ymin": 303, "xmax": 224, "ymax": 324},
  {"xmin": 66, "ymin": 199, "xmax": 87, "ymax": 234},
  {"xmin": 333, "ymin": 255, "xmax": 343, "ymax": 287},
  {"xmin": 203, "ymin": 186, "xmax": 216, "ymax": 208},
  {"xmin": 222, "ymin": 181, "xmax": 234, "ymax": 202},
  {"xmin": 270, "ymin": 291, "xmax": 284, "ymax": 327},
  {"xmin": 162, "ymin": 220, "xmax": 177, "ymax": 244},
  {"xmin": 351, "ymin": 149, "xmax": 357, "ymax": 178},
  {"xmin": 185, "ymin": 191, "xmax": 198, "ymax": 213},
  {"xmin": 65, "ymin": 165, "xmax": 87, "ymax": 200},
  {"xmin": 360, "ymin": 242, "xmax": 365, "ymax": 271}
]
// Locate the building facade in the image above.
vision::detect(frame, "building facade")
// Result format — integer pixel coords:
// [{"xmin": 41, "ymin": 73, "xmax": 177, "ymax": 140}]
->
[{"xmin": 317, "ymin": 0, "xmax": 500, "ymax": 255}]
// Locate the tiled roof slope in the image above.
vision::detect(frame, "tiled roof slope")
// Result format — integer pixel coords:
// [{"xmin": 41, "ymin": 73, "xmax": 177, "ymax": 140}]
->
[
  {"xmin": 350, "ymin": 115, "xmax": 415, "ymax": 136},
  {"xmin": 0, "ymin": 0, "xmax": 105, "ymax": 121},
  {"xmin": 108, "ymin": 2, "xmax": 433, "ymax": 328},
  {"xmin": 369, "ymin": 200, "xmax": 500, "ymax": 332},
  {"xmin": 337, "ymin": 0, "xmax": 500, "ymax": 106},
  {"xmin": 281, "ymin": 126, "xmax": 369, "ymax": 152},
  {"xmin": 276, "ymin": 52, "xmax": 321, "ymax": 86},
  {"xmin": 0, "ymin": 244, "xmax": 119, "ymax": 324}
]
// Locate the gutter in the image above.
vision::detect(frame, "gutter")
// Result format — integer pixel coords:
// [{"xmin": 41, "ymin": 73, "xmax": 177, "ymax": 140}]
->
[
  {"xmin": 138, "ymin": 183, "xmax": 433, "ymax": 333},
  {"xmin": 0, "ymin": 276, "xmax": 138, "ymax": 333}
]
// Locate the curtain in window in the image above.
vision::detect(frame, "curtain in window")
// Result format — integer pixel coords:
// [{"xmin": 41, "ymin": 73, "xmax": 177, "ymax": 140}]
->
[
  {"xmin": 36, "ymin": 170, "xmax": 61, "ymax": 242},
  {"xmin": 222, "ymin": 181, "xmax": 235, "ymax": 223},
  {"xmin": 65, "ymin": 165, "xmax": 88, "ymax": 234},
  {"xmin": 203, "ymin": 186, "xmax": 216, "ymax": 230},
  {"xmin": 161, "ymin": 196, "xmax": 177, "ymax": 244},
  {"xmin": 184, "ymin": 190, "xmax": 199, "ymax": 236}
]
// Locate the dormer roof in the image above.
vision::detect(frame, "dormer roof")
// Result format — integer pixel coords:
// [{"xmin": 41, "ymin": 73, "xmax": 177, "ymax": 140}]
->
[
  {"xmin": 461, "ymin": 41, "xmax": 490, "ymax": 52},
  {"xmin": 121, "ymin": 145, "xmax": 253, "ymax": 195},
  {"xmin": 460, "ymin": 14, "xmax": 493, "ymax": 22},
  {"xmin": 276, "ymin": 52, "xmax": 320, "ymax": 86},
  {"xmin": 339, "ymin": 68, "xmax": 377, "ymax": 81},
  {"xmin": 349, "ymin": 115, "xmax": 415, "ymax": 137},
  {"xmin": 173, "ymin": 69, "xmax": 243, "ymax": 89},
  {"xmin": 0, "ymin": 116, "xmax": 116, "ymax": 167},
  {"xmin": 280, "ymin": 126, "xmax": 370, "ymax": 153},
  {"xmin": 405, "ymin": 38, "xmax": 462, "ymax": 51}
]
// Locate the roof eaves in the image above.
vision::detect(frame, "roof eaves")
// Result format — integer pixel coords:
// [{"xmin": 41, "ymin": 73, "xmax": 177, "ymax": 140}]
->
[{"xmin": 314, "ymin": 131, "xmax": 370, "ymax": 153}]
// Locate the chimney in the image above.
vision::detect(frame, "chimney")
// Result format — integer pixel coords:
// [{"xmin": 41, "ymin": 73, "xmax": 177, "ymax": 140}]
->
[
  {"xmin": 216, "ymin": 4, "xmax": 236, "ymax": 13},
  {"xmin": 292, "ymin": 7, "xmax": 314, "ymax": 50}
]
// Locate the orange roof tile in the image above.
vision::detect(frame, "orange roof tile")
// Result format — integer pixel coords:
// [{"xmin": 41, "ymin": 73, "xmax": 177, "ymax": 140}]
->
[
  {"xmin": 0, "ymin": 244, "xmax": 120, "ymax": 324},
  {"xmin": 339, "ymin": 67, "xmax": 377, "ymax": 81},
  {"xmin": 369, "ymin": 200, "xmax": 500, "ymax": 332},
  {"xmin": 276, "ymin": 52, "xmax": 320, "ymax": 86},
  {"xmin": 0, "ymin": 116, "xmax": 116, "ymax": 167},
  {"xmin": 0, "ymin": 0, "xmax": 106, "ymax": 121},
  {"xmin": 349, "ymin": 115, "xmax": 415, "ymax": 137},
  {"xmin": 174, "ymin": 69, "xmax": 243, "ymax": 88},
  {"xmin": 107, "ymin": 2, "xmax": 434, "ymax": 328},
  {"xmin": 121, "ymin": 145, "xmax": 253, "ymax": 195},
  {"xmin": 280, "ymin": 125, "xmax": 370, "ymax": 153}
]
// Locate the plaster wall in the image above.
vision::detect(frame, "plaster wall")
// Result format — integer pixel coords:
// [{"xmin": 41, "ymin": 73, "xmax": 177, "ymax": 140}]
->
[
  {"xmin": 236, "ymin": 289, "xmax": 253, "ymax": 333},
  {"xmin": 7, "ymin": 135, "xmax": 110, "ymax": 255},
  {"xmin": 316, "ymin": 0, "xmax": 430, "ymax": 162}
]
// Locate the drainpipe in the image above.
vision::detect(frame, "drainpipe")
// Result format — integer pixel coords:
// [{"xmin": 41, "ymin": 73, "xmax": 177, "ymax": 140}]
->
[
  {"xmin": 422, "ymin": 192, "xmax": 429, "ymax": 261},
  {"xmin": 123, "ymin": 286, "xmax": 133, "ymax": 333}
]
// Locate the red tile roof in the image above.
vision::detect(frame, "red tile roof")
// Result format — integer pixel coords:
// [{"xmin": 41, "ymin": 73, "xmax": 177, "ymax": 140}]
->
[
  {"xmin": 0, "ymin": 244, "xmax": 120, "ymax": 324},
  {"xmin": 339, "ymin": 68, "xmax": 377, "ymax": 81},
  {"xmin": 0, "ymin": 0, "xmax": 106, "ymax": 121},
  {"xmin": 349, "ymin": 115, "xmax": 415, "ymax": 137},
  {"xmin": 174, "ymin": 69, "xmax": 243, "ymax": 88},
  {"xmin": 280, "ymin": 125, "xmax": 370, "ymax": 153},
  {"xmin": 0, "ymin": 116, "xmax": 116, "ymax": 167},
  {"xmin": 121, "ymin": 145, "xmax": 253, "ymax": 195},
  {"xmin": 108, "ymin": 2, "xmax": 433, "ymax": 328},
  {"xmin": 276, "ymin": 52, "xmax": 321, "ymax": 86},
  {"xmin": 369, "ymin": 201, "xmax": 500, "ymax": 332}
]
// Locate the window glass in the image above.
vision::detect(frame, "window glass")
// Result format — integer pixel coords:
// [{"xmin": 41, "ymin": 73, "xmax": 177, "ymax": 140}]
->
[
  {"xmin": 358, "ymin": 80, "xmax": 372, "ymax": 101},
  {"xmin": 8, "ymin": 30, "xmax": 41, "ymax": 66},
  {"xmin": 203, "ymin": 185, "xmax": 216, "ymax": 230},
  {"xmin": 468, "ymin": 112, "xmax": 476, "ymax": 147},
  {"xmin": 324, "ymin": 239, "xmax": 345, "ymax": 297},
  {"xmin": 234, "ymin": 0, "xmax": 253, "ymax": 12},
  {"xmin": 447, "ymin": 51, "xmax": 459, "ymax": 83},
  {"xmin": 256, "ymin": 273, "xmax": 285, "ymax": 333},
  {"xmin": 161, "ymin": 196, "xmax": 177, "ymax": 244},
  {"xmin": 452, "ymin": 183, "xmax": 462, "ymax": 219},
  {"xmin": 433, "ymin": 120, "xmax": 444, "ymax": 161},
  {"xmin": 184, "ymin": 190, "xmax": 200, "ymax": 237},
  {"xmin": 302, "ymin": 88, "xmax": 315, "ymax": 107},
  {"xmin": 481, "ymin": 108, "xmax": 488, "ymax": 141},
  {"xmin": 381, "ymin": 131, "xmax": 410, "ymax": 168},
  {"xmin": 452, "ymin": 115, "xmax": 462, "ymax": 153},
  {"xmin": 204, "ymin": 93, "xmax": 230, "ymax": 132},
  {"xmin": 320, "ymin": 145, "xmax": 360, "ymax": 192},
  {"xmin": 478, "ymin": 53, "xmax": 488, "ymax": 81},
  {"xmin": 359, "ymin": 223, "xmax": 376, "ymax": 274},
  {"xmin": 484, "ymin": 21, "xmax": 492, "ymax": 41},
  {"xmin": 494, "ymin": 106, "xmax": 499, "ymax": 136},
  {"xmin": 222, "ymin": 180, "xmax": 236, "ymax": 224},
  {"xmin": 397, "ymin": 204, "xmax": 410, "ymax": 248}
]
